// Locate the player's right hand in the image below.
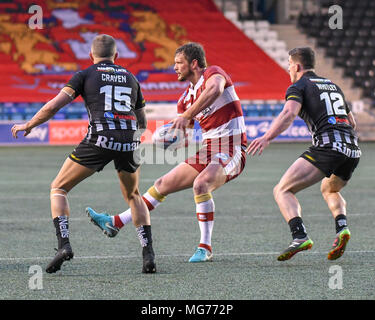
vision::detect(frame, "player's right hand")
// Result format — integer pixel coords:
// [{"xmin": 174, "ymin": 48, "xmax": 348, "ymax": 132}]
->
[{"xmin": 11, "ymin": 123, "xmax": 31, "ymax": 139}]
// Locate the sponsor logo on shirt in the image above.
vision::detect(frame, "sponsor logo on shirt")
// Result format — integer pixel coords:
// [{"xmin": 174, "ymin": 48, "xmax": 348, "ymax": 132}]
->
[
  {"xmin": 328, "ymin": 116, "xmax": 349, "ymax": 125},
  {"xmin": 104, "ymin": 112, "xmax": 136, "ymax": 120},
  {"xmin": 95, "ymin": 135, "xmax": 139, "ymax": 152}
]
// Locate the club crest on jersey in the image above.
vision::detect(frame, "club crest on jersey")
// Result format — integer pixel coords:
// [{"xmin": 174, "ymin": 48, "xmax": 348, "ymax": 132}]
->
[{"xmin": 202, "ymin": 107, "xmax": 211, "ymax": 116}]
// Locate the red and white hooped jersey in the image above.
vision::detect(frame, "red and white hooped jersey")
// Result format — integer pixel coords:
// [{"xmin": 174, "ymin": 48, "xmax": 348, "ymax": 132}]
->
[{"xmin": 177, "ymin": 65, "xmax": 247, "ymax": 146}]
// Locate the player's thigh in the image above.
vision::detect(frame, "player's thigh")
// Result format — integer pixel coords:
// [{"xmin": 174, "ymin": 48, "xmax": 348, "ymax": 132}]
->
[
  {"xmin": 321, "ymin": 174, "xmax": 347, "ymax": 194},
  {"xmin": 193, "ymin": 162, "xmax": 227, "ymax": 194},
  {"xmin": 276, "ymin": 157, "xmax": 326, "ymax": 194},
  {"xmin": 51, "ymin": 157, "xmax": 95, "ymax": 192},
  {"xmin": 155, "ymin": 162, "xmax": 199, "ymax": 195}
]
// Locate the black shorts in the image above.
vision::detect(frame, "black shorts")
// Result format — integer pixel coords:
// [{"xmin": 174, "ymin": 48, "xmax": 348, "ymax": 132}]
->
[
  {"xmin": 300, "ymin": 146, "xmax": 360, "ymax": 181},
  {"xmin": 69, "ymin": 130, "xmax": 141, "ymax": 173}
]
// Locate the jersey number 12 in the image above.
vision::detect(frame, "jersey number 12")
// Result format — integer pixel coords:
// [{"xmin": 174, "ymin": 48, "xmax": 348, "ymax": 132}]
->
[{"xmin": 320, "ymin": 92, "xmax": 346, "ymax": 116}]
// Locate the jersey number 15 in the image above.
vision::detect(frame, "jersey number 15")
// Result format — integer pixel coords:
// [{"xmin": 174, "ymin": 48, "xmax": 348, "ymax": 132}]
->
[
  {"xmin": 100, "ymin": 85, "xmax": 132, "ymax": 112},
  {"xmin": 320, "ymin": 92, "xmax": 346, "ymax": 116}
]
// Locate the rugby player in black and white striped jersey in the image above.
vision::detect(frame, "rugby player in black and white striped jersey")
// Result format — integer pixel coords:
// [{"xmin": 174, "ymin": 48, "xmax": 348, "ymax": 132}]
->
[
  {"xmin": 11, "ymin": 34, "xmax": 156, "ymax": 274},
  {"xmin": 247, "ymin": 47, "xmax": 360, "ymax": 262}
]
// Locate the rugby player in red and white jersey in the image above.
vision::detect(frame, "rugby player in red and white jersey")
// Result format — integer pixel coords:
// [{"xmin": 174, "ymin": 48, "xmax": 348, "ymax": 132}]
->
[{"xmin": 88, "ymin": 42, "xmax": 247, "ymax": 262}]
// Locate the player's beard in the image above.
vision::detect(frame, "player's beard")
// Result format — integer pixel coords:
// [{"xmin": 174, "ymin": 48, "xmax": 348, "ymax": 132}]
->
[{"xmin": 178, "ymin": 68, "xmax": 193, "ymax": 82}]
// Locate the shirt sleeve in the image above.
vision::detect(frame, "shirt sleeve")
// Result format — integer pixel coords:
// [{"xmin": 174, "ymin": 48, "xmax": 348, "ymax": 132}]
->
[
  {"xmin": 65, "ymin": 70, "xmax": 85, "ymax": 98},
  {"xmin": 345, "ymin": 101, "xmax": 351, "ymax": 114},
  {"xmin": 204, "ymin": 65, "xmax": 232, "ymax": 87},
  {"xmin": 285, "ymin": 84, "xmax": 303, "ymax": 104}
]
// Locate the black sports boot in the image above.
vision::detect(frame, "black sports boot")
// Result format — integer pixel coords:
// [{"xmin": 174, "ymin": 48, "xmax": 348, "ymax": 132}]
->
[
  {"xmin": 45, "ymin": 243, "xmax": 74, "ymax": 274},
  {"xmin": 136, "ymin": 225, "xmax": 156, "ymax": 273},
  {"xmin": 142, "ymin": 245, "xmax": 156, "ymax": 273}
]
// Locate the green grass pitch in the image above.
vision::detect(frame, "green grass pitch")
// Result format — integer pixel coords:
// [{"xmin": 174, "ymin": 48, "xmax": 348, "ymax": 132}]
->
[{"xmin": 0, "ymin": 143, "xmax": 374, "ymax": 300}]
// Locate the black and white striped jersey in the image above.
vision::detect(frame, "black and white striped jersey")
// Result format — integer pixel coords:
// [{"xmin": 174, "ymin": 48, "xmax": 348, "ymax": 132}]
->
[
  {"xmin": 65, "ymin": 61, "xmax": 145, "ymax": 135},
  {"xmin": 285, "ymin": 71, "xmax": 360, "ymax": 155}
]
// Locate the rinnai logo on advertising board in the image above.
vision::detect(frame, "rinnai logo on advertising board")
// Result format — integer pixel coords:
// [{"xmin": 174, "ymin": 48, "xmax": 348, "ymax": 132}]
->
[{"xmin": 49, "ymin": 120, "xmax": 88, "ymax": 145}]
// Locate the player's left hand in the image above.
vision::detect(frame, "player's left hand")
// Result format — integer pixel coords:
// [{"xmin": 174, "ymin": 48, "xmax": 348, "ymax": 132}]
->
[
  {"xmin": 246, "ymin": 136, "xmax": 270, "ymax": 156},
  {"xmin": 11, "ymin": 123, "xmax": 31, "ymax": 139}
]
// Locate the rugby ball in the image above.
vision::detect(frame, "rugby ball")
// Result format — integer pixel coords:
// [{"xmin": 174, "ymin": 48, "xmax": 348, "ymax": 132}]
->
[{"xmin": 152, "ymin": 123, "xmax": 187, "ymax": 150}]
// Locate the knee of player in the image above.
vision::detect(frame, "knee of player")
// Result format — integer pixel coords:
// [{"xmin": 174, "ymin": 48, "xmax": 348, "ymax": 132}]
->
[
  {"xmin": 273, "ymin": 183, "xmax": 288, "ymax": 201},
  {"xmin": 320, "ymin": 183, "xmax": 337, "ymax": 199},
  {"xmin": 124, "ymin": 189, "xmax": 141, "ymax": 202},
  {"xmin": 193, "ymin": 178, "xmax": 209, "ymax": 195},
  {"xmin": 153, "ymin": 177, "xmax": 170, "ymax": 196},
  {"xmin": 320, "ymin": 183, "xmax": 329, "ymax": 198},
  {"xmin": 154, "ymin": 177, "xmax": 163, "ymax": 190},
  {"xmin": 50, "ymin": 181, "xmax": 69, "ymax": 194},
  {"xmin": 50, "ymin": 186, "xmax": 68, "ymax": 199}
]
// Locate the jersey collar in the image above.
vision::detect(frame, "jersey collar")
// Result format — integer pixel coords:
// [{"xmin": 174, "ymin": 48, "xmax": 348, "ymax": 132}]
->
[
  {"xmin": 303, "ymin": 70, "xmax": 316, "ymax": 78},
  {"xmin": 96, "ymin": 60, "xmax": 114, "ymax": 65}
]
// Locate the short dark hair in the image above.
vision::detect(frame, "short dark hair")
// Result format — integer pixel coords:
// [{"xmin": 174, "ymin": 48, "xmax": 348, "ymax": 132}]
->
[
  {"xmin": 175, "ymin": 42, "xmax": 207, "ymax": 68},
  {"xmin": 288, "ymin": 47, "xmax": 315, "ymax": 69},
  {"xmin": 91, "ymin": 34, "xmax": 116, "ymax": 58}
]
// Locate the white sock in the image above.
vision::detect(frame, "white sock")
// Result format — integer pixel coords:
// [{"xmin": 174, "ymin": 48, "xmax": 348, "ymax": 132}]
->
[
  {"xmin": 195, "ymin": 193, "xmax": 215, "ymax": 252},
  {"xmin": 112, "ymin": 185, "xmax": 166, "ymax": 228}
]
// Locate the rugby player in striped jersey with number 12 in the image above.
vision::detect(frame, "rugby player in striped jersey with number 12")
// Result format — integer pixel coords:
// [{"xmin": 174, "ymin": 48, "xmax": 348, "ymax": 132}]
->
[
  {"xmin": 247, "ymin": 47, "xmax": 361, "ymax": 261},
  {"xmin": 88, "ymin": 42, "xmax": 247, "ymax": 262}
]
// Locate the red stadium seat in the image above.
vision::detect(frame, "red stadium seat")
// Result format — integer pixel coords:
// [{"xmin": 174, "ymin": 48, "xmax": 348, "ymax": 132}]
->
[{"xmin": 0, "ymin": 0, "xmax": 289, "ymax": 103}]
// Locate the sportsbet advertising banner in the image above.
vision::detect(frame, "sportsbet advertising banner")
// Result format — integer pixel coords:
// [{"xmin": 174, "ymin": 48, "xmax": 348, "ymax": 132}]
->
[{"xmin": 0, "ymin": 118, "xmax": 310, "ymax": 145}]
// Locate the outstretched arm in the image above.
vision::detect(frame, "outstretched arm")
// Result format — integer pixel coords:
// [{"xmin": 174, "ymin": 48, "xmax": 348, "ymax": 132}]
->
[
  {"xmin": 246, "ymin": 100, "xmax": 302, "ymax": 156},
  {"xmin": 169, "ymin": 74, "xmax": 226, "ymax": 134},
  {"xmin": 11, "ymin": 87, "xmax": 75, "ymax": 138}
]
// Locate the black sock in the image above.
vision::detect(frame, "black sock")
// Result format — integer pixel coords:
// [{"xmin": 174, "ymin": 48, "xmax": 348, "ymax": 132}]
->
[
  {"xmin": 53, "ymin": 216, "xmax": 70, "ymax": 249},
  {"xmin": 288, "ymin": 217, "xmax": 307, "ymax": 239},
  {"xmin": 335, "ymin": 214, "xmax": 348, "ymax": 233},
  {"xmin": 136, "ymin": 225, "xmax": 153, "ymax": 247}
]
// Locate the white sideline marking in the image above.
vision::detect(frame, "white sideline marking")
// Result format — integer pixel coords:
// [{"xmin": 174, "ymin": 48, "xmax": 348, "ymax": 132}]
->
[{"xmin": 0, "ymin": 250, "xmax": 374, "ymax": 262}]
